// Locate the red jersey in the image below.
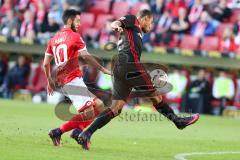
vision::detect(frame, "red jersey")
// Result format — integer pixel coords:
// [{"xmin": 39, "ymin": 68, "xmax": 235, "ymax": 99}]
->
[{"xmin": 45, "ymin": 28, "xmax": 86, "ymax": 86}]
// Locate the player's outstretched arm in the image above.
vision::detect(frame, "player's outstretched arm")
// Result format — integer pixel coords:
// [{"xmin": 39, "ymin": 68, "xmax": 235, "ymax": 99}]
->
[
  {"xmin": 80, "ymin": 50, "xmax": 112, "ymax": 75},
  {"xmin": 43, "ymin": 54, "xmax": 55, "ymax": 95},
  {"xmin": 111, "ymin": 20, "xmax": 123, "ymax": 32}
]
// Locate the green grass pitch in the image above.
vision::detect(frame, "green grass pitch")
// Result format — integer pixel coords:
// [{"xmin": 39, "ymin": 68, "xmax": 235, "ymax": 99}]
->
[{"xmin": 0, "ymin": 99, "xmax": 239, "ymax": 160}]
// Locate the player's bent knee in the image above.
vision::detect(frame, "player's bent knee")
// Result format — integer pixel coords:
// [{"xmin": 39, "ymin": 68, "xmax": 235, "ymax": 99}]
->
[
  {"xmin": 94, "ymin": 98, "xmax": 103, "ymax": 106},
  {"xmin": 93, "ymin": 98, "xmax": 105, "ymax": 116}
]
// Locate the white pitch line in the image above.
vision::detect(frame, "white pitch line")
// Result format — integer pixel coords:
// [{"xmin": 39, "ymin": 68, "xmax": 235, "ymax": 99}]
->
[{"xmin": 175, "ymin": 151, "xmax": 240, "ymax": 160}]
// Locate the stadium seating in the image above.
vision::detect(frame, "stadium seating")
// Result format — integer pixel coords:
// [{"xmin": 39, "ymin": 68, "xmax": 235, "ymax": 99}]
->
[
  {"xmin": 80, "ymin": 12, "xmax": 95, "ymax": 27},
  {"xmin": 111, "ymin": 1, "xmax": 129, "ymax": 18},
  {"xmin": 168, "ymin": 34, "xmax": 180, "ymax": 48},
  {"xmin": 216, "ymin": 23, "xmax": 234, "ymax": 37},
  {"xmin": 95, "ymin": 14, "xmax": 114, "ymax": 29},
  {"xmin": 89, "ymin": 0, "xmax": 111, "ymax": 15},
  {"xmin": 180, "ymin": 35, "xmax": 200, "ymax": 50},
  {"xmin": 200, "ymin": 36, "xmax": 219, "ymax": 51},
  {"xmin": 82, "ymin": 27, "xmax": 99, "ymax": 39},
  {"xmin": 233, "ymin": 102, "xmax": 240, "ymax": 109},
  {"xmin": 129, "ymin": 2, "xmax": 148, "ymax": 15},
  {"xmin": 230, "ymin": 9, "xmax": 240, "ymax": 23}
]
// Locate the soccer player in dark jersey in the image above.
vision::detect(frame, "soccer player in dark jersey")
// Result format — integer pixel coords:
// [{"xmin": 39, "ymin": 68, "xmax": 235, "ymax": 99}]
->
[{"xmin": 78, "ymin": 9, "xmax": 199, "ymax": 150}]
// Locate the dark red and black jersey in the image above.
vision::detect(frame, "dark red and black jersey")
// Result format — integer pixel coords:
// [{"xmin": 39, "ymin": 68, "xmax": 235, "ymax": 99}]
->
[
  {"xmin": 117, "ymin": 15, "xmax": 143, "ymax": 63},
  {"xmin": 112, "ymin": 15, "xmax": 155, "ymax": 101}
]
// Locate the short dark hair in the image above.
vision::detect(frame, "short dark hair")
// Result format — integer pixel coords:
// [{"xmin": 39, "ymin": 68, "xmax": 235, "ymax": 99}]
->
[
  {"xmin": 137, "ymin": 9, "xmax": 153, "ymax": 18},
  {"xmin": 62, "ymin": 9, "xmax": 81, "ymax": 24}
]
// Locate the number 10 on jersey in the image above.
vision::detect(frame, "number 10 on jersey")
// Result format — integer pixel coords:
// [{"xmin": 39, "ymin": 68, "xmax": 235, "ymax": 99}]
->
[{"xmin": 53, "ymin": 44, "xmax": 68, "ymax": 66}]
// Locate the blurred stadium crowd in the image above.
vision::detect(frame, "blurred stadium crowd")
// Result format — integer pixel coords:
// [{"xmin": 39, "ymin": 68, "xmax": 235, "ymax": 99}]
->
[
  {"xmin": 1, "ymin": 0, "xmax": 240, "ymax": 116},
  {"xmin": 1, "ymin": 0, "xmax": 240, "ymax": 51}
]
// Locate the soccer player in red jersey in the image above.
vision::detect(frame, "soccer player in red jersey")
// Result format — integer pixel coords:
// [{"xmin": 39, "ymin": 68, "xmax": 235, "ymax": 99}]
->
[{"xmin": 43, "ymin": 9, "xmax": 111, "ymax": 146}]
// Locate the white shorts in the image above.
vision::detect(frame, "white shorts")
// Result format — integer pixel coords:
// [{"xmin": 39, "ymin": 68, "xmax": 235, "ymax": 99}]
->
[{"xmin": 61, "ymin": 77, "xmax": 96, "ymax": 112}]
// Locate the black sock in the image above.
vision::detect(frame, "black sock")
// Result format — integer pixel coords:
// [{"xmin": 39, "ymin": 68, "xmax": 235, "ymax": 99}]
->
[
  {"xmin": 154, "ymin": 102, "xmax": 179, "ymax": 124},
  {"xmin": 86, "ymin": 108, "xmax": 115, "ymax": 135}
]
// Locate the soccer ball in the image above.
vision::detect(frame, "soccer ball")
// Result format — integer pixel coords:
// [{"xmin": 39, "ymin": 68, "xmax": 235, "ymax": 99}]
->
[
  {"xmin": 150, "ymin": 69, "xmax": 168, "ymax": 88},
  {"xmin": 149, "ymin": 69, "xmax": 173, "ymax": 94}
]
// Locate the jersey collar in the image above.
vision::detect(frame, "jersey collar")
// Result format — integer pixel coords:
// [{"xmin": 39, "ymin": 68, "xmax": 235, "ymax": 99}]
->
[{"xmin": 61, "ymin": 27, "xmax": 73, "ymax": 32}]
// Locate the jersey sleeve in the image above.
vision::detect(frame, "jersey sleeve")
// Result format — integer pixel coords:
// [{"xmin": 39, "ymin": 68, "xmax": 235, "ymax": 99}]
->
[
  {"xmin": 118, "ymin": 15, "xmax": 136, "ymax": 28},
  {"xmin": 76, "ymin": 35, "xmax": 87, "ymax": 52},
  {"xmin": 45, "ymin": 40, "xmax": 53, "ymax": 56}
]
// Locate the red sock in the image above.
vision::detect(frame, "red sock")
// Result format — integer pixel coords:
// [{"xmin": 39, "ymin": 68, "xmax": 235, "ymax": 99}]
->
[
  {"xmin": 78, "ymin": 120, "xmax": 93, "ymax": 130},
  {"xmin": 60, "ymin": 121, "xmax": 79, "ymax": 133},
  {"xmin": 60, "ymin": 113, "xmax": 90, "ymax": 133},
  {"xmin": 60, "ymin": 101, "xmax": 101, "ymax": 133},
  {"xmin": 60, "ymin": 119, "xmax": 94, "ymax": 133}
]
